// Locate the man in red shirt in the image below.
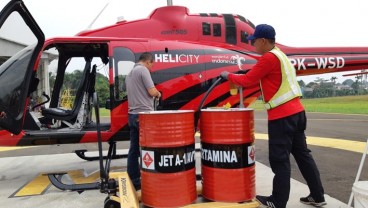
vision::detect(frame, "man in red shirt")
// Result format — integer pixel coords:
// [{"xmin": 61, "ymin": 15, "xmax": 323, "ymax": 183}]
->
[{"xmin": 220, "ymin": 24, "xmax": 326, "ymax": 208}]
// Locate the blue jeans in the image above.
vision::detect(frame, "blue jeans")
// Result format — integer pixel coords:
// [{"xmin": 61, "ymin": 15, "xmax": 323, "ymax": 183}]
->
[{"xmin": 127, "ymin": 113, "xmax": 141, "ymax": 187}]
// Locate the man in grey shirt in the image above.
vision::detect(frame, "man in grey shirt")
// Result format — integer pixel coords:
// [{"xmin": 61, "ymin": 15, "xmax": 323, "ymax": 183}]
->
[{"xmin": 125, "ymin": 52, "xmax": 161, "ymax": 190}]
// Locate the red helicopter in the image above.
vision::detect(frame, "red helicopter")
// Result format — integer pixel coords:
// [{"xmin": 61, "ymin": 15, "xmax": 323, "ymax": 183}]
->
[
  {"xmin": 1, "ymin": 0, "xmax": 368, "ymax": 201},
  {"xmin": 1, "ymin": 0, "xmax": 368, "ymax": 149}
]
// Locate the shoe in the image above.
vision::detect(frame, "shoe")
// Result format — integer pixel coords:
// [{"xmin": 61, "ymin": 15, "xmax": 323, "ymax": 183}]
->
[
  {"xmin": 133, "ymin": 183, "xmax": 141, "ymax": 191},
  {"xmin": 256, "ymin": 195, "xmax": 280, "ymax": 208},
  {"xmin": 300, "ymin": 195, "xmax": 327, "ymax": 207}
]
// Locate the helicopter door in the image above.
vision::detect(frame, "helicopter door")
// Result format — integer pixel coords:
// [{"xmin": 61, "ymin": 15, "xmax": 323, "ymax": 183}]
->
[{"xmin": 0, "ymin": 0, "xmax": 45, "ymax": 134}]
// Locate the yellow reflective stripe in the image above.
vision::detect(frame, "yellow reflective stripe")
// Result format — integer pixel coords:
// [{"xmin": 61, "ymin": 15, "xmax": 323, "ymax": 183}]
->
[{"xmin": 267, "ymin": 91, "xmax": 295, "ymax": 108}]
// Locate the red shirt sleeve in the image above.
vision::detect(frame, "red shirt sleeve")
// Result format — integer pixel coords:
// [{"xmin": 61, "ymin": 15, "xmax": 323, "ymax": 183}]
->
[
  {"xmin": 228, "ymin": 52, "xmax": 280, "ymax": 102},
  {"xmin": 227, "ymin": 52, "xmax": 304, "ymax": 120}
]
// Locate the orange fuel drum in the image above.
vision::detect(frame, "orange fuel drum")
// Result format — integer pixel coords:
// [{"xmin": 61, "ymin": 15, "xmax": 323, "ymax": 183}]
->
[
  {"xmin": 139, "ymin": 110, "xmax": 197, "ymax": 207},
  {"xmin": 200, "ymin": 108, "xmax": 256, "ymax": 202}
]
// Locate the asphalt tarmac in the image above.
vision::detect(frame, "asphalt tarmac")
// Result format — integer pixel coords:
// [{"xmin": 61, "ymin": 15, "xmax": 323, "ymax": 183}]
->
[
  {"xmin": 253, "ymin": 111, "xmax": 368, "ymax": 204},
  {"xmin": 0, "ymin": 111, "xmax": 367, "ymax": 206}
]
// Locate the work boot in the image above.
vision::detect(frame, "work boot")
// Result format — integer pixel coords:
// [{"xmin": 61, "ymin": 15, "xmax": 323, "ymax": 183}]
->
[{"xmin": 300, "ymin": 194, "xmax": 327, "ymax": 207}]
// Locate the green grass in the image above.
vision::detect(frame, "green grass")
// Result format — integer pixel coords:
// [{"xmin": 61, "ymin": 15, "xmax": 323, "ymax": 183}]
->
[
  {"xmin": 93, "ymin": 108, "xmax": 110, "ymax": 117},
  {"xmin": 98, "ymin": 95, "xmax": 368, "ymax": 116},
  {"xmin": 99, "ymin": 108, "xmax": 110, "ymax": 117},
  {"xmin": 249, "ymin": 95, "xmax": 368, "ymax": 115}
]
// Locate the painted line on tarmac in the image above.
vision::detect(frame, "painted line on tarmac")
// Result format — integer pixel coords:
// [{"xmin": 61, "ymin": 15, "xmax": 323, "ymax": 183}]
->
[
  {"xmin": 307, "ymin": 118, "xmax": 368, "ymax": 121},
  {"xmin": 11, "ymin": 174, "xmax": 51, "ymax": 197},
  {"xmin": 307, "ymin": 112, "xmax": 368, "ymax": 117},
  {"xmin": 198, "ymin": 132, "xmax": 365, "ymax": 153},
  {"xmin": 255, "ymin": 118, "xmax": 366, "ymax": 121},
  {"xmin": 255, "ymin": 133, "xmax": 366, "ymax": 153},
  {"xmin": 0, "ymin": 147, "xmax": 33, "ymax": 152}
]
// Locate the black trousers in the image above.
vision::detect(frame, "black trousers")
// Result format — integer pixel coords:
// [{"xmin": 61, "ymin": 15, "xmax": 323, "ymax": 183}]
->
[{"xmin": 268, "ymin": 111, "xmax": 324, "ymax": 208}]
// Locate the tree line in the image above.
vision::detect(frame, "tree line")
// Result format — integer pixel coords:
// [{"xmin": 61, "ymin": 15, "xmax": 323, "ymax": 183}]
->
[
  {"xmin": 50, "ymin": 71, "xmax": 367, "ymax": 105},
  {"xmin": 298, "ymin": 76, "xmax": 368, "ymax": 98},
  {"xmin": 49, "ymin": 70, "xmax": 109, "ymax": 107}
]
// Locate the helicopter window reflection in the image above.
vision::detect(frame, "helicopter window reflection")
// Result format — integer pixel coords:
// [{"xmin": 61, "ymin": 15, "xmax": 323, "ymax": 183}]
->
[
  {"xmin": 0, "ymin": 10, "xmax": 38, "ymax": 121},
  {"xmin": 202, "ymin": 22, "xmax": 211, "ymax": 35},
  {"xmin": 113, "ymin": 47, "xmax": 135, "ymax": 101},
  {"xmin": 0, "ymin": 12, "xmax": 37, "ymax": 46},
  {"xmin": 241, "ymin": 31, "xmax": 249, "ymax": 44},
  {"xmin": 213, "ymin": 23, "xmax": 222, "ymax": 37}
]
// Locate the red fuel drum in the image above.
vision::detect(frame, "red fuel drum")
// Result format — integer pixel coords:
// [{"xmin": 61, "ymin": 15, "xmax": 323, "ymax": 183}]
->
[
  {"xmin": 200, "ymin": 108, "xmax": 256, "ymax": 202},
  {"xmin": 139, "ymin": 110, "xmax": 197, "ymax": 207}
]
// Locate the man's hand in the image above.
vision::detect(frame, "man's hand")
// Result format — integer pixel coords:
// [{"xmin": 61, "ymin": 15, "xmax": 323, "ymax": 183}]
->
[
  {"xmin": 156, "ymin": 91, "xmax": 161, "ymax": 98},
  {"xmin": 220, "ymin": 71, "xmax": 230, "ymax": 80}
]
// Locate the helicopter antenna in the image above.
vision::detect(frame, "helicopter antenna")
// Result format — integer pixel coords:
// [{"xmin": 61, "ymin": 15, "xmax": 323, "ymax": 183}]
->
[
  {"xmin": 86, "ymin": 2, "xmax": 109, "ymax": 30},
  {"xmin": 167, "ymin": 0, "xmax": 173, "ymax": 6}
]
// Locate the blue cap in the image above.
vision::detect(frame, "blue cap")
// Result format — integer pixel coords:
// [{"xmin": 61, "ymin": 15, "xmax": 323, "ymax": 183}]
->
[{"xmin": 247, "ymin": 24, "xmax": 276, "ymax": 40}]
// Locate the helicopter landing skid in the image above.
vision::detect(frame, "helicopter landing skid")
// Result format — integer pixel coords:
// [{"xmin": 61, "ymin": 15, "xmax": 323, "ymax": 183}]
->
[
  {"xmin": 75, "ymin": 141, "xmax": 127, "ymax": 161},
  {"xmin": 47, "ymin": 173, "xmax": 100, "ymax": 193}
]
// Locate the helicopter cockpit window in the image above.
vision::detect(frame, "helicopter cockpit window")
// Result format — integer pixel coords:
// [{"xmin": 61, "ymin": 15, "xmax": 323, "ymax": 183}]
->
[
  {"xmin": 33, "ymin": 43, "xmax": 109, "ymax": 112},
  {"xmin": 113, "ymin": 47, "xmax": 135, "ymax": 101},
  {"xmin": 202, "ymin": 22, "xmax": 211, "ymax": 35}
]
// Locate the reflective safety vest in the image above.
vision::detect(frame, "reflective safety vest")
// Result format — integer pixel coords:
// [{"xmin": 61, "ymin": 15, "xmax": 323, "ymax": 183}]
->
[{"xmin": 261, "ymin": 47, "xmax": 302, "ymax": 110}]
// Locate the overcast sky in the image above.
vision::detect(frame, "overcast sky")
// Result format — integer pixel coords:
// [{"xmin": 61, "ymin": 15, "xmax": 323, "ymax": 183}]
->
[{"xmin": 1, "ymin": 0, "xmax": 367, "ymax": 83}]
